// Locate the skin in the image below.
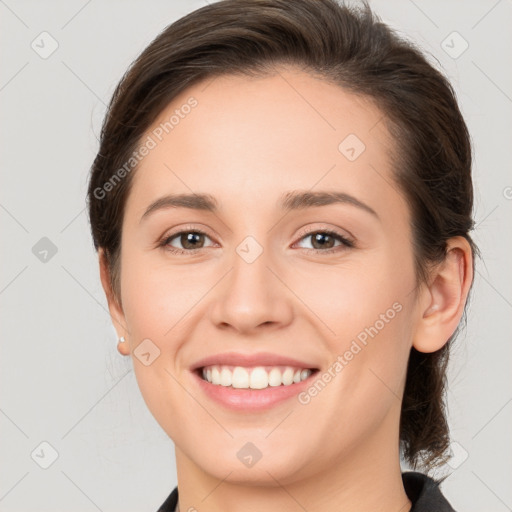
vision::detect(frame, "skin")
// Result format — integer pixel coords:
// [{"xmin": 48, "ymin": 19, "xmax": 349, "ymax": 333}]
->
[{"xmin": 99, "ymin": 66, "xmax": 473, "ymax": 512}]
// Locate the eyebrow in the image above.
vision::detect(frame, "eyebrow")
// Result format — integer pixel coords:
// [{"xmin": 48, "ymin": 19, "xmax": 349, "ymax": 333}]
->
[{"xmin": 140, "ymin": 190, "xmax": 378, "ymax": 222}]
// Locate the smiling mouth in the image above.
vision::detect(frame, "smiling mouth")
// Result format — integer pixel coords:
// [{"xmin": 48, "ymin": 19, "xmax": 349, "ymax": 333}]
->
[{"xmin": 196, "ymin": 364, "xmax": 319, "ymax": 390}]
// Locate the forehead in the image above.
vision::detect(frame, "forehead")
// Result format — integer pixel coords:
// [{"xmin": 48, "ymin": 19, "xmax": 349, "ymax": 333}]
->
[{"xmin": 127, "ymin": 66, "xmax": 405, "ymax": 222}]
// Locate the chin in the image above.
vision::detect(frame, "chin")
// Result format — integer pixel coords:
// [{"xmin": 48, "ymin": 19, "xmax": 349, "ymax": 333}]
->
[{"xmin": 182, "ymin": 438, "xmax": 315, "ymax": 487}]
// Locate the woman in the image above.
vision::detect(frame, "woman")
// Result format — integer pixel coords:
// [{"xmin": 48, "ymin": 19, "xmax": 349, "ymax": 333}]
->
[{"xmin": 87, "ymin": 0, "xmax": 476, "ymax": 510}]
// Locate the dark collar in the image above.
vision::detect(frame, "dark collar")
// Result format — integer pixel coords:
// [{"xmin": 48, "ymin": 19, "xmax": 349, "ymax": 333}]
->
[
  {"xmin": 403, "ymin": 471, "xmax": 456, "ymax": 511},
  {"xmin": 156, "ymin": 486, "xmax": 178, "ymax": 512},
  {"xmin": 157, "ymin": 471, "xmax": 456, "ymax": 511}
]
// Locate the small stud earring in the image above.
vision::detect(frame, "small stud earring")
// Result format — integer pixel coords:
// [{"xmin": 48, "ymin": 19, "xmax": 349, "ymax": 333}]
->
[{"xmin": 119, "ymin": 336, "xmax": 126, "ymax": 343}]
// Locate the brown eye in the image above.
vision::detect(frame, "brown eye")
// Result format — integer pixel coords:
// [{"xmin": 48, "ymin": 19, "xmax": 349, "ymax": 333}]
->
[
  {"xmin": 295, "ymin": 229, "xmax": 354, "ymax": 254},
  {"xmin": 177, "ymin": 232, "xmax": 206, "ymax": 250},
  {"xmin": 161, "ymin": 230, "xmax": 214, "ymax": 254},
  {"xmin": 309, "ymin": 232, "xmax": 336, "ymax": 249}
]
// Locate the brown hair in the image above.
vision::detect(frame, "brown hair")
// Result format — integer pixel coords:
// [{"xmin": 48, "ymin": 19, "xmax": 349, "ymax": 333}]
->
[{"xmin": 87, "ymin": 0, "xmax": 476, "ymax": 469}]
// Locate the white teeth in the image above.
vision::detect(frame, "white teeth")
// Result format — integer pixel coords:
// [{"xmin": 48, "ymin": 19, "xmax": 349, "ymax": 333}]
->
[
  {"xmin": 232, "ymin": 366, "xmax": 250, "ymax": 388},
  {"xmin": 220, "ymin": 367, "xmax": 232, "ymax": 387},
  {"xmin": 200, "ymin": 365, "xmax": 314, "ymax": 389},
  {"xmin": 282, "ymin": 367, "xmax": 294, "ymax": 385},
  {"xmin": 249, "ymin": 367, "xmax": 268, "ymax": 389},
  {"xmin": 268, "ymin": 367, "xmax": 282, "ymax": 387}
]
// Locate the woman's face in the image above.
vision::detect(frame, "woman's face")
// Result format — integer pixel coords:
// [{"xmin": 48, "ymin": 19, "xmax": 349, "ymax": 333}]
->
[{"xmin": 113, "ymin": 66, "xmax": 422, "ymax": 484}]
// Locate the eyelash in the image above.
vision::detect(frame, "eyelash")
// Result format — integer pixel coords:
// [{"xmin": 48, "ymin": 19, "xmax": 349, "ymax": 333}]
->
[{"xmin": 158, "ymin": 225, "xmax": 354, "ymax": 256}]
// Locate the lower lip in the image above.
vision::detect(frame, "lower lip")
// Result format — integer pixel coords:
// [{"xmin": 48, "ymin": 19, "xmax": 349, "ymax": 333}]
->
[{"xmin": 191, "ymin": 370, "xmax": 317, "ymax": 411}]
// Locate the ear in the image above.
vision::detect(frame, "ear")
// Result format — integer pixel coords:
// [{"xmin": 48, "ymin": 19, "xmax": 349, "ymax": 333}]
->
[
  {"xmin": 413, "ymin": 236, "xmax": 474, "ymax": 353},
  {"xmin": 98, "ymin": 248, "xmax": 130, "ymax": 356}
]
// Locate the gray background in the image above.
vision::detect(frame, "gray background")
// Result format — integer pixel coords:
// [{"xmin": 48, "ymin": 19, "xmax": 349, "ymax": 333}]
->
[{"xmin": 1, "ymin": 0, "xmax": 511, "ymax": 510}]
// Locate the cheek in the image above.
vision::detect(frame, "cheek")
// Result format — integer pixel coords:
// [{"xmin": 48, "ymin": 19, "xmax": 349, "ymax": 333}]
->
[
  {"xmin": 293, "ymin": 249, "xmax": 415, "ymax": 419},
  {"xmin": 118, "ymin": 258, "xmax": 196, "ymax": 442},
  {"xmin": 289, "ymin": 247, "xmax": 414, "ymax": 343},
  {"xmin": 297, "ymin": 305, "xmax": 413, "ymax": 463},
  {"xmin": 120, "ymin": 249, "xmax": 199, "ymax": 340}
]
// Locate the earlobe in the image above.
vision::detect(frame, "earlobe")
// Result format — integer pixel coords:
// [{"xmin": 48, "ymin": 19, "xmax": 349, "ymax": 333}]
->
[
  {"xmin": 117, "ymin": 338, "xmax": 131, "ymax": 356},
  {"xmin": 412, "ymin": 237, "xmax": 473, "ymax": 353},
  {"xmin": 98, "ymin": 248, "xmax": 130, "ymax": 356}
]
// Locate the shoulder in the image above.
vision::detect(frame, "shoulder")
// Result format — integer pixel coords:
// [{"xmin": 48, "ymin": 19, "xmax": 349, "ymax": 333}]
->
[
  {"xmin": 156, "ymin": 486, "xmax": 178, "ymax": 512},
  {"xmin": 402, "ymin": 471, "xmax": 457, "ymax": 511}
]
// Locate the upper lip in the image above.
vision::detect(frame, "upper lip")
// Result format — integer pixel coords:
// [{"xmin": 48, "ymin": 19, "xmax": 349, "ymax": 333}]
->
[{"xmin": 191, "ymin": 352, "xmax": 319, "ymax": 371}]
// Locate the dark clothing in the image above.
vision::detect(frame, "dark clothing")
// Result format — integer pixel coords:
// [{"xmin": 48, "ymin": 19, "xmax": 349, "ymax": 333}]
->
[
  {"xmin": 157, "ymin": 471, "xmax": 456, "ymax": 511},
  {"xmin": 404, "ymin": 472, "xmax": 456, "ymax": 511}
]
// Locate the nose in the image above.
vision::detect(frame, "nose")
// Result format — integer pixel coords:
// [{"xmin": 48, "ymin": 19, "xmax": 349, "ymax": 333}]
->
[{"xmin": 210, "ymin": 244, "xmax": 294, "ymax": 335}]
